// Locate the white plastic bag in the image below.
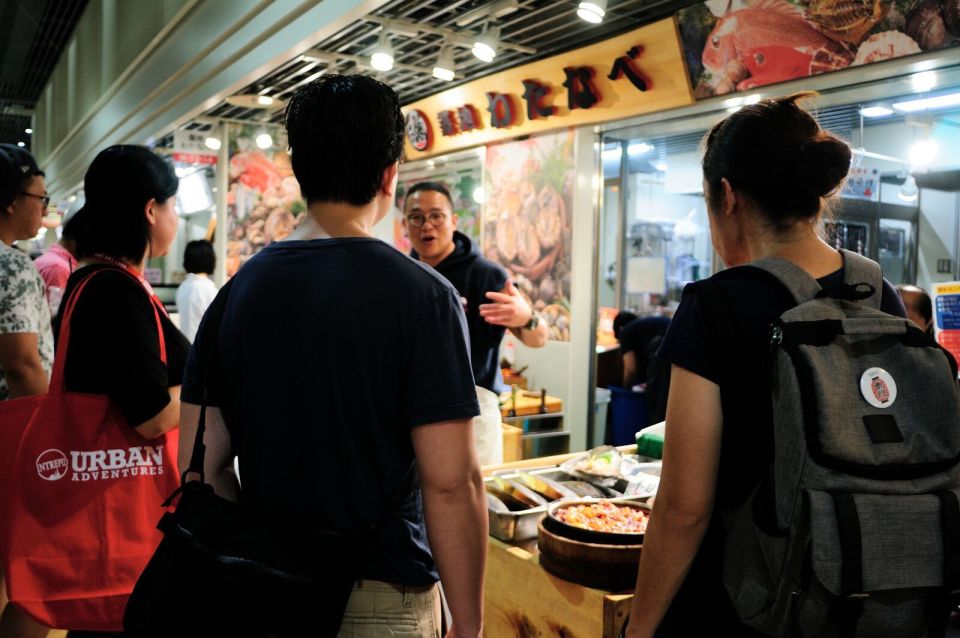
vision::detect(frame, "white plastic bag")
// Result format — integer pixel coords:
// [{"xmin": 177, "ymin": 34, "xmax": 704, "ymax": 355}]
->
[{"xmin": 472, "ymin": 386, "xmax": 503, "ymax": 466}]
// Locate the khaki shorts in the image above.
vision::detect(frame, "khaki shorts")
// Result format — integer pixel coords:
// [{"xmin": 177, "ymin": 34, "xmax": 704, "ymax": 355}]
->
[{"xmin": 337, "ymin": 580, "xmax": 441, "ymax": 638}]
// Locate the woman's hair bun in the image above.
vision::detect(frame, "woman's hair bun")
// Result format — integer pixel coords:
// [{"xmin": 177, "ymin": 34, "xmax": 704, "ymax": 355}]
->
[{"xmin": 796, "ymin": 134, "xmax": 851, "ymax": 198}]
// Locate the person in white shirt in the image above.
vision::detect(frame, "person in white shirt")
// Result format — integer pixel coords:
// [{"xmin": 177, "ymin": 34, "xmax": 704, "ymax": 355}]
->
[{"xmin": 175, "ymin": 240, "xmax": 218, "ymax": 342}]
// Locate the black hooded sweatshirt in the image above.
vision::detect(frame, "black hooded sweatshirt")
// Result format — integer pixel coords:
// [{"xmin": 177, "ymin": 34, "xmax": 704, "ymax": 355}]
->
[{"xmin": 414, "ymin": 231, "xmax": 507, "ymax": 392}]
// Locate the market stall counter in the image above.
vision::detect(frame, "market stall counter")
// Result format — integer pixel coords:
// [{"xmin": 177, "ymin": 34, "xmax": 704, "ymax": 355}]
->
[{"xmin": 481, "ymin": 446, "xmax": 658, "ymax": 638}]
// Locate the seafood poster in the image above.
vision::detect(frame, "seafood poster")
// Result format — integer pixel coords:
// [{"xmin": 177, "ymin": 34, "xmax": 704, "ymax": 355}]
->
[
  {"xmin": 392, "ymin": 169, "xmax": 482, "ymax": 254},
  {"xmin": 483, "ymin": 130, "xmax": 573, "ymax": 342},
  {"xmin": 678, "ymin": 0, "xmax": 960, "ymax": 98},
  {"xmin": 226, "ymin": 124, "xmax": 305, "ymax": 276}
]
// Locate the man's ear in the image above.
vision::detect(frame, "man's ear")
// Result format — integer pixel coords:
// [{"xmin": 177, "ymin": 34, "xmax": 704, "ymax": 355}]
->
[{"xmin": 381, "ymin": 161, "xmax": 400, "ymax": 199}]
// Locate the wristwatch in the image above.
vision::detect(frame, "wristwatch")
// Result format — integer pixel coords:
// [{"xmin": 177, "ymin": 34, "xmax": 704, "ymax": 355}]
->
[{"xmin": 524, "ymin": 310, "xmax": 541, "ymax": 331}]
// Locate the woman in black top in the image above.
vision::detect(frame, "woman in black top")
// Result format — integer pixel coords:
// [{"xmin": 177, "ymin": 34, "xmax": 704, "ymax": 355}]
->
[
  {"xmin": 55, "ymin": 145, "xmax": 188, "ymax": 437},
  {"xmin": 625, "ymin": 94, "xmax": 906, "ymax": 638},
  {"xmin": 53, "ymin": 145, "xmax": 189, "ymax": 637}
]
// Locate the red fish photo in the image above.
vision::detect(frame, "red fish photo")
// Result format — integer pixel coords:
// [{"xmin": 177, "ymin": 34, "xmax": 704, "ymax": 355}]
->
[{"xmin": 678, "ymin": 0, "xmax": 960, "ymax": 98}]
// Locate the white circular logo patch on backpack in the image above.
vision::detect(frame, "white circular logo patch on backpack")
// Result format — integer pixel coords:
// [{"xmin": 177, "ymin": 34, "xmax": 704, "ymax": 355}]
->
[{"xmin": 860, "ymin": 367, "xmax": 897, "ymax": 409}]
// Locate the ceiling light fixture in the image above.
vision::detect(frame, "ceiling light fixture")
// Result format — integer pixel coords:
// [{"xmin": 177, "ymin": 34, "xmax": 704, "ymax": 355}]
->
[
  {"xmin": 861, "ymin": 105, "xmax": 894, "ymax": 118},
  {"xmin": 911, "ymin": 71, "xmax": 937, "ymax": 93},
  {"xmin": 627, "ymin": 142, "xmax": 654, "ymax": 156},
  {"xmin": 892, "ymin": 91, "xmax": 960, "ymax": 113},
  {"xmin": 370, "ymin": 31, "xmax": 395, "ymax": 72},
  {"xmin": 433, "ymin": 46, "xmax": 456, "ymax": 81},
  {"xmin": 601, "ymin": 147, "xmax": 622, "ymax": 161},
  {"xmin": 577, "ymin": 0, "xmax": 607, "ymax": 23},
  {"xmin": 655, "ymin": 162, "xmax": 669, "ymax": 172},
  {"xmin": 256, "ymin": 95, "xmax": 274, "ymax": 106},
  {"xmin": 472, "ymin": 25, "xmax": 500, "ymax": 63},
  {"xmin": 255, "ymin": 132, "xmax": 273, "ymax": 149},
  {"xmin": 204, "ymin": 136, "xmax": 222, "ymax": 151},
  {"xmin": 24, "ymin": 128, "xmax": 32, "ymax": 134},
  {"xmin": 898, "ymin": 175, "xmax": 919, "ymax": 202},
  {"xmin": 17, "ymin": 141, "xmax": 24, "ymax": 147},
  {"xmin": 908, "ymin": 139, "xmax": 938, "ymax": 167}
]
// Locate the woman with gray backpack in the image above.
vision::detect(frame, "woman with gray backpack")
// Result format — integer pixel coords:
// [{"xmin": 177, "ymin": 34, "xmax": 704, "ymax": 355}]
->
[{"xmin": 625, "ymin": 93, "xmax": 960, "ymax": 637}]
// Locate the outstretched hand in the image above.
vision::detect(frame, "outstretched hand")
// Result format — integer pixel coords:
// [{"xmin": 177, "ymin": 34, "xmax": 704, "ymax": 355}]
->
[{"xmin": 478, "ymin": 279, "xmax": 532, "ymax": 329}]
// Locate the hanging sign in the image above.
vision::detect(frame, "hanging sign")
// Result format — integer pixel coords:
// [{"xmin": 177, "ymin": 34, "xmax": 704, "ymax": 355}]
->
[
  {"xmin": 402, "ymin": 17, "xmax": 693, "ymax": 159},
  {"xmin": 172, "ymin": 130, "xmax": 217, "ymax": 165}
]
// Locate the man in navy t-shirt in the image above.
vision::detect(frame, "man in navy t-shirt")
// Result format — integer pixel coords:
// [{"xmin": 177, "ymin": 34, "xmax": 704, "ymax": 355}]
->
[
  {"xmin": 404, "ymin": 182, "xmax": 548, "ymax": 392},
  {"xmin": 180, "ymin": 76, "xmax": 488, "ymax": 637}
]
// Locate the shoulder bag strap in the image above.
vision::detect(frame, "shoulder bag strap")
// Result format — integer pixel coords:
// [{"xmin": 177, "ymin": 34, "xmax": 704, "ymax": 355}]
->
[
  {"xmin": 52, "ymin": 267, "xmax": 166, "ymax": 394},
  {"xmin": 837, "ymin": 249, "xmax": 883, "ymax": 310},
  {"xmin": 747, "ymin": 258, "xmax": 823, "ymax": 306}
]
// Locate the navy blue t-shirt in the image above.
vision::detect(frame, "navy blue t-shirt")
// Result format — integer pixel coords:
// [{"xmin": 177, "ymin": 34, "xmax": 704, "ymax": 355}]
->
[
  {"xmin": 180, "ymin": 238, "xmax": 480, "ymax": 586},
  {"xmin": 653, "ymin": 265, "xmax": 906, "ymax": 636}
]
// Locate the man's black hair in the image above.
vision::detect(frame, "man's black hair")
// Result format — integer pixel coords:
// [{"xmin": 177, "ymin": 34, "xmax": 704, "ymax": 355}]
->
[
  {"xmin": 73, "ymin": 145, "xmax": 179, "ymax": 263},
  {"xmin": 183, "ymin": 239, "xmax": 216, "ymax": 274},
  {"xmin": 285, "ymin": 75, "xmax": 404, "ymax": 206},
  {"xmin": 405, "ymin": 181, "xmax": 454, "ymax": 211}
]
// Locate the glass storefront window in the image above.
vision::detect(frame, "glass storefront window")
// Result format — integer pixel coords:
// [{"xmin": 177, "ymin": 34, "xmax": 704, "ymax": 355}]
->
[{"xmin": 601, "ymin": 135, "xmax": 713, "ymax": 314}]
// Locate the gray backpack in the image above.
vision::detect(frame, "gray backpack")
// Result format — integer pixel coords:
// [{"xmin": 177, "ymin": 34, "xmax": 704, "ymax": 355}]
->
[{"xmin": 706, "ymin": 250, "xmax": 960, "ymax": 637}]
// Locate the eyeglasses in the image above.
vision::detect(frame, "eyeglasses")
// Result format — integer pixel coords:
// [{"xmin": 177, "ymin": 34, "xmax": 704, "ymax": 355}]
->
[
  {"xmin": 405, "ymin": 212, "xmax": 448, "ymax": 228},
  {"xmin": 19, "ymin": 192, "xmax": 50, "ymax": 207}
]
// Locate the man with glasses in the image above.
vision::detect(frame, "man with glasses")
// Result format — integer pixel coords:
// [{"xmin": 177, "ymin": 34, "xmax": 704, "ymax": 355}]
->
[
  {"xmin": 0, "ymin": 144, "xmax": 54, "ymax": 637},
  {"xmin": 404, "ymin": 181, "xmax": 547, "ymax": 393}
]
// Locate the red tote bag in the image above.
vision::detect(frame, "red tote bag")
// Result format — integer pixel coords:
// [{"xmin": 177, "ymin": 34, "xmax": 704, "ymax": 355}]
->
[{"xmin": 0, "ymin": 267, "xmax": 180, "ymax": 631}]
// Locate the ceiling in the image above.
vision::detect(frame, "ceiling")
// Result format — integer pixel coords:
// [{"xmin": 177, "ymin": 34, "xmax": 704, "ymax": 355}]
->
[
  {"xmin": 0, "ymin": 0, "xmax": 89, "ymax": 151},
  {"xmin": 179, "ymin": 0, "xmax": 702, "ymax": 139}
]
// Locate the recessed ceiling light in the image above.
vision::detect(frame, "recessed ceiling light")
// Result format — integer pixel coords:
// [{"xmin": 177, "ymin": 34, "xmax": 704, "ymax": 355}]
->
[
  {"xmin": 892, "ymin": 92, "xmax": 960, "ymax": 113},
  {"xmin": 861, "ymin": 106, "xmax": 894, "ymax": 117},
  {"xmin": 627, "ymin": 142, "xmax": 654, "ymax": 156},
  {"xmin": 911, "ymin": 71, "xmax": 937, "ymax": 93}
]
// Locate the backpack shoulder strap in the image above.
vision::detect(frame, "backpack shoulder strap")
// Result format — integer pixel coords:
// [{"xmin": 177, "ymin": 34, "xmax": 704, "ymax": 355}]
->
[
  {"xmin": 838, "ymin": 249, "xmax": 883, "ymax": 310},
  {"xmin": 746, "ymin": 257, "xmax": 823, "ymax": 305}
]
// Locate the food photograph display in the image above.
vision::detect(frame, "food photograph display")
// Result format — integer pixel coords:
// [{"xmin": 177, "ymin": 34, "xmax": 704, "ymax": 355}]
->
[
  {"xmin": 225, "ymin": 125, "xmax": 306, "ymax": 276},
  {"xmin": 483, "ymin": 130, "xmax": 574, "ymax": 341},
  {"xmin": 679, "ymin": 0, "xmax": 960, "ymax": 98}
]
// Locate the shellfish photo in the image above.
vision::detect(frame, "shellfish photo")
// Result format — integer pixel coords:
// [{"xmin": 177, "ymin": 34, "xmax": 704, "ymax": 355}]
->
[{"xmin": 678, "ymin": 0, "xmax": 960, "ymax": 98}]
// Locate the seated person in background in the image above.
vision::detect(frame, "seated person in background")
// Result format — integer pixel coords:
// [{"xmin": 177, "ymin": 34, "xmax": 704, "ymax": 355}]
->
[
  {"xmin": 35, "ymin": 207, "xmax": 82, "ymax": 318},
  {"xmin": 175, "ymin": 239, "xmax": 218, "ymax": 342},
  {"xmin": 613, "ymin": 311, "xmax": 672, "ymax": 424},
  {"xmin": 897, "ymin": 284, "xmax": 933, "ymax": 334}
]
